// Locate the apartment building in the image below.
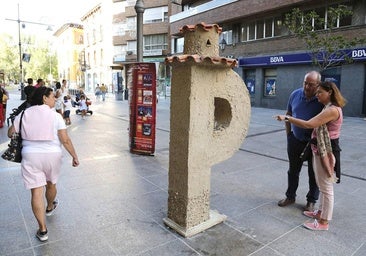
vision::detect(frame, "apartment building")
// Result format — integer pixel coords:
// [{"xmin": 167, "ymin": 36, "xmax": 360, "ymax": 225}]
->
[
  {"xmin": 53, "ymin": 23, "xmax": 84, "ymax": 89},
  {"xmin": 81, "ymin": 3, "xmax": 115, "ymax": 93},
  {"xmin": 112, "ymin": 0, "xmax": 178, "ymax": 97},
  {"xmin": 169, "ymin": 0, "xmax": 366, "ymax": 117}
]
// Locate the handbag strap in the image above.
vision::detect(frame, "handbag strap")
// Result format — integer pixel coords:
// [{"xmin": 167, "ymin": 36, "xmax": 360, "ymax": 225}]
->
[{"xmin": 18, "ymin": 110, "xmax": 25, "ymax": 137}]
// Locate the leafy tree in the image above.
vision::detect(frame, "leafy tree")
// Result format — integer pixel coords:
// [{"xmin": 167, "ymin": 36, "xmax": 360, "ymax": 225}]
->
[
  {"xmin": 284, "ymin": 5, "xmax": 365, "ymax": 71},
  {"xmin": 0, "ymin": 34, "xmax": 19, "ymax": 83},
  {"xmin": 0, "ymin": 33, "xmax": 57, "ymax": 85}
]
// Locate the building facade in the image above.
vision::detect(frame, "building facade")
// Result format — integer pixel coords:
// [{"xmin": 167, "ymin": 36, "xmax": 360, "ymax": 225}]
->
[
  {"xmin": 53, "ymin": 23, "xmax": 84, "ymax": 89},
  {"xmin": 169, "ymin": 0, "xmax": 366, "ymax": 117},
  {"xmin": 112, "ymin": 0, "xmax": 178, "ymax": 98},
  {"xmin": 81, "ymin": 3, "xmax": 114, "ymax": 93}
]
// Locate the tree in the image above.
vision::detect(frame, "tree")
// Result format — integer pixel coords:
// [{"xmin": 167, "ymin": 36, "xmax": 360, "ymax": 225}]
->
[
  {"xmin": 0, "ymin": 34, "xmax": 20, "ymax": 83},
  {"xmin": 284, "ymin": 5, "xmax": 365, "ymax": 71},
  {"xmin": 0, "ymin": 33, "xmax": 57, "ymax": 85}
]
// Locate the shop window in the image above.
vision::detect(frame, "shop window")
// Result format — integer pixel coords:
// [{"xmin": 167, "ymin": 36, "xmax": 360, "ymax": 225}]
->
[{"xmin": 264, "ymin": 69, "xmax": 277, "ymax": 97}]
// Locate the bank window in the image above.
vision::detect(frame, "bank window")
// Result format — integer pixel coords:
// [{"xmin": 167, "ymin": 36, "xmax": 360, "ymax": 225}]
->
[
  {"xmin": 244, "ymin": 69, "xmax": 256, "ymax": 95},
  {"xmin": 264, "ymin": 69, "xmax": 277, "ymax": 97}
]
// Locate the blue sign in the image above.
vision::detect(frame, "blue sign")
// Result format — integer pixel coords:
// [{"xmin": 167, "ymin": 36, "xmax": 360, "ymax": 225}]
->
[{"xmin": 239, "ymin": 47, "xmax": 366, "ymax": 67}]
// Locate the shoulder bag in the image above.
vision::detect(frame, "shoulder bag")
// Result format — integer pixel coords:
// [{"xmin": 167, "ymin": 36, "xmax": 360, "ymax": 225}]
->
[{"xmin": 1, "ymin": 111, "xmax": 25, "ymax": 163}]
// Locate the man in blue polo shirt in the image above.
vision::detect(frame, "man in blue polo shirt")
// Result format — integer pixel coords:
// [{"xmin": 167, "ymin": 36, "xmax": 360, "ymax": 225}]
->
[{"xmin": 278, "ymin": 71, "xmax": 323, "ymax": 212}]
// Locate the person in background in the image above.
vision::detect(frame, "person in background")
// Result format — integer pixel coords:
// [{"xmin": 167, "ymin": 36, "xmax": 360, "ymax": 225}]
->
[
  {"xmin": 100, "ymin": 83, "xmax": 107, "ymax": 101},
  {"xmin": 63, "ymin": 95, "xmax": 72, "ymax": 125},
  {"xmin": 7, "ymin": 86, "xmax": 79, "ymax": 242},
  {"xmin": 276, "ymin": 81, "xmax": 346, "ymax": 231},
  {"xmin": 95, "ymin": 84, "xmax": 101, "ymax": 101},
  {"xmin": 54, "ymin": 82, "xmax": 63, "ymax": 116},
  {"xmin": 34, "ymin": 78, "xmax": 44, "ymax": 88},
  {"xmin": 27, "ymin": 78, "xmax": 34, "ymax": 87},
  {"xmin": 277, "ymin": 71, "xmax": 323, "ymax": 212},
  {"xmin": 61, "ymin": 79, "xmax": 69, "ymax": 97},
  {"xmin": 1, "ymin": 84, "xmax": 9, "ymax": 124},
  {"xmin": 78, "ymin": 94, "xmax": 88, "ymax": 119}
]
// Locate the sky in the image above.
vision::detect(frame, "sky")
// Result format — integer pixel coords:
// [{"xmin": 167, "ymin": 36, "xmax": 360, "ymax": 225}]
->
[{"xmin": 0, "ymin": 0, "xmax": 100, "ymax": 35}]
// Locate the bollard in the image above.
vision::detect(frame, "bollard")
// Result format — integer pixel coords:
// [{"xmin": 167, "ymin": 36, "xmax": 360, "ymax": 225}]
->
[{"xmin": 164, "ymin": 23, "xmax": 251, "ymax": 237}]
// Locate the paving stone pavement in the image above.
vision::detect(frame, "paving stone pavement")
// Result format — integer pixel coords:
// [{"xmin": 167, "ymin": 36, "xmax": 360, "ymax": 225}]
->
[{"xmin": 0, "ymin": 90, "xmax": 365, "ymax": 256}]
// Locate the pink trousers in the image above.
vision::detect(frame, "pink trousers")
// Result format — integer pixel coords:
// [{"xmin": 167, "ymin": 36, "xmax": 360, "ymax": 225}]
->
[{"xmin": 312, "ymin": 154, "xmax": 335, "ymax": 221}]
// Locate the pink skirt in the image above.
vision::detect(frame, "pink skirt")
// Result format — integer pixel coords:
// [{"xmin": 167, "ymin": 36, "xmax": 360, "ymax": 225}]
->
[{"xmin": 21, "ymin": 152, "xmax": 62, "ymax": 189}]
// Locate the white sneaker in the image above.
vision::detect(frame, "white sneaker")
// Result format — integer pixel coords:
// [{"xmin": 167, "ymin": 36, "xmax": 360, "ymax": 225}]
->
[{"xmin": 46, "ymin": 199, "xmax": 59, "ymax": 216}]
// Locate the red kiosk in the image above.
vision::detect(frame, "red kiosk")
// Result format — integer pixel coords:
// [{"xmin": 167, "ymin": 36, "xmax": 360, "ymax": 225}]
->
[{"xmin": 127, "ymin": 63, "xmax": 156, "ymax": 155}]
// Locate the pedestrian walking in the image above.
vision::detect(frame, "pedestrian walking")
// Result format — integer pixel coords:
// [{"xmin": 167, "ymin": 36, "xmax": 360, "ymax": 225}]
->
[
  {"xmin": 275, "ymin": 80, "xmax": 346, "ymax": 231},
  {"xmin": 100, "ymin": 83, "xmax": 107, "ymax": 101},
  {"xmin": 7, "ymin": 86, "xmax": 79, "ymax": 242}
]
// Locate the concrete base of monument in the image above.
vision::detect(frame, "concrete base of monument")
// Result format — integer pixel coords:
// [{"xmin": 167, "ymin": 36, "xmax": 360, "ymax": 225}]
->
[{"xmin": 163, "ymin": 210, "xmax": 227, "ymax": 238}]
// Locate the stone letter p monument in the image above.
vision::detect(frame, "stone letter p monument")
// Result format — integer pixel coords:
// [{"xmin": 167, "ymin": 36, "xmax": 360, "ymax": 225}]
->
[{"xmin": 164, "ymin": 23, "xmax": 251, "ymax": 237}]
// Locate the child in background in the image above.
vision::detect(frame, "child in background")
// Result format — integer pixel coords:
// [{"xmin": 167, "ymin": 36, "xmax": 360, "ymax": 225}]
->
[
  {"xmin": 63, "ymin": 95, "xmax": 72, "ymax": 125},
  {"xmin": 79, "ymin": 95, "xmax": 88, "ymax": 119}
]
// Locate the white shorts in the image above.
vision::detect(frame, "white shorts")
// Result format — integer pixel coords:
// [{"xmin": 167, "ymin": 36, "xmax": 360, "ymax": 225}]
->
[{"xmin": 21, "ymin": 152, "xmax": 62, "ymax": 190}]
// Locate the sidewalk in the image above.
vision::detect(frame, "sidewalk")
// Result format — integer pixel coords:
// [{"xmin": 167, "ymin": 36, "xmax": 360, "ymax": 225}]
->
[{"xmin": 0, "ymin": 91, "xmax": 365, "ymax": 256}]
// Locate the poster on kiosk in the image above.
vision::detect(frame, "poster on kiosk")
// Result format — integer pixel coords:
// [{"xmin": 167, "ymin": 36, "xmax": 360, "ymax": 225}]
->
[{"xmin": 127, "ymin": 63, "xmax": 156, "ymax": 155}]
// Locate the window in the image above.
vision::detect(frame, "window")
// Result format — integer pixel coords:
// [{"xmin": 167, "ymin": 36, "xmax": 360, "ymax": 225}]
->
[
  {"xmin": 99, "ymin": 25, "xmax": 103, "ymax": 42},
  {"xmin": 172, "ymin": 37, "xmax": 184, "ymax": 54},
  {"xmin": 329, "ymin": 3, "xmax": 352, "ymax": 28},
  {"xmin": 256, "ymin": 20, "xmax": 264, "ymax": 39},
  {"xmin": 274, "ymin": 17, "xmax": 285, "ymax": 36},
  {"xmin": 127, "ymin": 17, "xmax": 136, "ymax": 30},
  {"xmin": 127, "ymin": 41, "xmax": 137, "ymax": 54},
  {"xmin": 113, "ymin": 23, "xmax": 126, "ymax": 36},
  {"xmin": 240, "ymin": 26, "xmax": 247, "ymax": 42},
  {"xmin": 265, "ymin": 18, "xmax": 273, "ymax": 38},
  {"xmin": 244, "ymin": 69, "xmax": 256, "ymax": 95},
  {"xmin": 144, "ymin": 6, "xmax": 168, "ymax": 24},
  {"xmin": 220, "ymin": 30, "xmax": 232, "ymax": 45},
  {"xmin": 264, "ymin": 69, "xmax": 277, "ymax": 97},
  {"xmin": 248, "ymin": 22, "xmax": 255, "ymax": 40},
  {"xmin": 144, "ymin": 34, "xmax": 168, "ymax": 56},
  {"xmin": 100, "ymin": 49, "xmax": 103, "ymax": 66}
]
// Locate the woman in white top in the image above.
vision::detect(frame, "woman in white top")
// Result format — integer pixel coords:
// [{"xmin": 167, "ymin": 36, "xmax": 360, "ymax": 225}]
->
[{"xmin": 8, "ymin": 86, "xmax": 79, "ymax": 242}]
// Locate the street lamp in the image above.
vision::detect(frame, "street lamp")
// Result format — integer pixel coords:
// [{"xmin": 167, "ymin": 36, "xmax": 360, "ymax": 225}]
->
[
  {"xmin": 135, "ymin": 0, "xmax": 145, "ymax": 62},
  {"xmin": 5, "ymin": 4, "xmax": 53, "ymax": 100},
  {"xmin": 219, "ymin": 38, "xmax": 227, "ymax": 51}
]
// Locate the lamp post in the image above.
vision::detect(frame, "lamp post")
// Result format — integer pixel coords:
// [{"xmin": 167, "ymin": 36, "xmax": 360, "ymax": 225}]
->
[
  {"xmin": 135, "ymin": 0, "xmax": 145, "ymax": 62},
  {"xmin": 16, "ymin": 4, "xmax": 25, "ymax": 100},
  {"xmin": 219, "ymin": 38, "xmax": 227, "ymax": 51},
  {"xmin": 6, "ymin": 4, "xmax": 53, "ymax": 100}
]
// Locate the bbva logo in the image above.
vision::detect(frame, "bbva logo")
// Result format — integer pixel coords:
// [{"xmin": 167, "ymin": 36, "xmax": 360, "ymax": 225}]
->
[
  {"xmin": 270, "ymin": 56, "xmax": 284, "ymax": 63},
  {"xmin": 352, "ymin": 49, "xmax": 366, "ymax": 58}
]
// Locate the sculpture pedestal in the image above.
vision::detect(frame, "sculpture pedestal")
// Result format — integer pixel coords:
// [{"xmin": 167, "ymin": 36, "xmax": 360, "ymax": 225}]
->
[{"xmin": 163, "ymin": 210, "xmax": 227, "ymax": 238}]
